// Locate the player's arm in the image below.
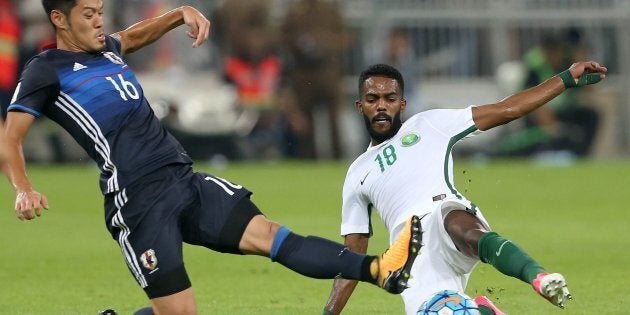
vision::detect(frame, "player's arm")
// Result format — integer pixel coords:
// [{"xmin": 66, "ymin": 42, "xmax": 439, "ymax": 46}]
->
[
  {"xmin": 112, "ymin": 6, "xmax": 210, "ymax": 55},
  {"xmin": 472, "ymin": 60, "xmax": 607, "ymax": 131},
  {"xmin": 4, "ymin": 112, "xmax": 49, "ymax": 221},
  {"xmin": 324, "ymin": 233, "xmax": 370, "ymax": 315}
]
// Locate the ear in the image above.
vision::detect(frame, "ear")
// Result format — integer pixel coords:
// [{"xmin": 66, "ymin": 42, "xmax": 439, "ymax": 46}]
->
[
  {"xmin": 355, "ymin": 100, "xmax": 363, "ymax": 113},
  {"xmin": 51, "ymin": 10, "xmax": 69, "ymax": 30},
  {"xmin": 401, "ymin": 97, "xmax": 407, "ymax": 112}
]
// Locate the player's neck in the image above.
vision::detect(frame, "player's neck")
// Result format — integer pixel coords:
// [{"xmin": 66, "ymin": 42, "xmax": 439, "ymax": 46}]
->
[
  {"xmin": 370, "ymin": 139, "xmax": 383, "ymax": 146},
  {"xmin": 55, "ymin": 32, "xmax": 97, "ymax": 54},
  {"xmin": 55, "ymin": 35, "xmax": 80, "ymax": 53}
]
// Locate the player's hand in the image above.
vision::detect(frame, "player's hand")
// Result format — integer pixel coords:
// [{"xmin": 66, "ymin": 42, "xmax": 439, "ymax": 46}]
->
[
  {"xmin": 180, "ymin": 6, "xmax": 210, "ymax": 48},
  {"xmin": 567, "ymin": 61, "xmax": 607, "ymax": 86},
  {"xmin": 15, "ymin": 190, "xmax": 49, "ymax": 221}
]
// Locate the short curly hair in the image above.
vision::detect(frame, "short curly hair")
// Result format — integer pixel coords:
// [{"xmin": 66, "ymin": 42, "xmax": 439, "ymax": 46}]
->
[
  {"xmin": 358, "ymin": 64, "xmax": 405, "ymax": 96},
  {"xmin": 41, "ymin": 0, "xmax": 77, "ymax": 27}
]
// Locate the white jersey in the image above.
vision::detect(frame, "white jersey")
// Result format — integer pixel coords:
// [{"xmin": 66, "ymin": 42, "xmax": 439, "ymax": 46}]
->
[{"xmin": 341, "ymin": 106, "xmax": 482, "ymax": 244}]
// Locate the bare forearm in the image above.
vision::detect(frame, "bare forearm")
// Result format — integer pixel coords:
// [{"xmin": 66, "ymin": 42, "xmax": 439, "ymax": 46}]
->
[
  {"xmin": 5, "ymin": 139, "xmax": 33, "ymax": 193},
  {"xmin": 473, "ymin": 61, "xmax": 606, "ymax": 131},
  {"xmin": 499, "ymin": 76, "xmax": 564, "ymax": 120},
  {"xmin": 115, "ymin": 7, "xmax": 186, "ymax": 55},
  {"xmin": 4, "ymin": 113, "xmax": 36, "ymax": 193},
  {"xmin": 325, "ymin": 279, "xmax": 359, "ymax": 314},
  {"xmin": 473, "ymin": 76, "xmax": 564, "ymax": 131},
  {"xmin": 324, "ymin": 233, "xmax": 369, "ymax": 314},
  {"xmin": 4, "ymin": 113, "xmax": 49, "ymax": 219}
]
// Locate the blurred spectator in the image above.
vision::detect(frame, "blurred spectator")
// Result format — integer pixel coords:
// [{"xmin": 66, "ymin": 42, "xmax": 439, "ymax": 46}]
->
[
  {"xmin": 215, "ymin": 0, "xmax": 287, "ymax": 160},
  {"xmin": 213, "ymin": 0, "xmax": 271, "ymax": 58},
  {"xmin": 370, "ymin": 27, "xmax": 423, "ymax": 115},
  {"xmin": 118, "ymin": 1, "xmax": 211, "ymax": 72},
  {"xmin": 496, "ymin": 32, "xmax": 599, "ymax": 158},
  {"xmin": 0, "ymin": 0, "xmax": 20, "ymax": 118},
  {"xmin": 142, "ymin": 1, "xmax": 175, "ymax": 70},
  {"xmin": 281, "ymin": 0, "xmax": 348, "ymax": 160},
  {"xmin": 121, "ymin": 0, "xmax": 174, "ymax": 72}
]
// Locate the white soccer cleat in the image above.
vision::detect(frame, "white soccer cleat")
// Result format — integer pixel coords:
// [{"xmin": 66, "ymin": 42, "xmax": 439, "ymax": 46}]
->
[{"xmin": 532, "ymin": 272, "xmax": 572, "ymax": 308}]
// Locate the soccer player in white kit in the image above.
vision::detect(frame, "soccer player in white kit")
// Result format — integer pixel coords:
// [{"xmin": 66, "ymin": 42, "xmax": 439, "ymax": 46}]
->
[{"xmin": 324, "ymin": 62, "xmax": 607, "ymax": 315}]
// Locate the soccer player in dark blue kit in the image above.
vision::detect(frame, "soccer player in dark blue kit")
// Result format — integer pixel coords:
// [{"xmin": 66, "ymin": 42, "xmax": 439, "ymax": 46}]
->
[{"xmin": 3, "ymin": 1, "xmax": 422, "ymax": 314}]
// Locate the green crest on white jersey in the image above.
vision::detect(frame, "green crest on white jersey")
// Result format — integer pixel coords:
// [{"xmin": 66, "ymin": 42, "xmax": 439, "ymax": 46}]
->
[{"xmin": 401, "ymin": 133, "xmax": 420, "ymax": 146}]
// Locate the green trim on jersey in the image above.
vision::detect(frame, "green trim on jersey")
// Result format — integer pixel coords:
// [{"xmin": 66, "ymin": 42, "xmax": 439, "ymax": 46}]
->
[
  {"xmin": 367, "ymin": 204, "xmax": 374, "ymax": 237},
  {"xmin": 443, "ymin": 125, "xmax": 479, "ymax": 212}
]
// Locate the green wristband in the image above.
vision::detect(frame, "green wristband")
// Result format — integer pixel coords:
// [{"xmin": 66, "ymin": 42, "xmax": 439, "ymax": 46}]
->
[
  {"xmin": 559, "ymin": 69, "xmax": 602, "ymax": 88},
  {"xmin": 559, "ymin": 69, "xmax": 577, "ymax": 88},
  {"xmin": 323, "ymin": 309, "xmax": 334, "ymax": 315}
]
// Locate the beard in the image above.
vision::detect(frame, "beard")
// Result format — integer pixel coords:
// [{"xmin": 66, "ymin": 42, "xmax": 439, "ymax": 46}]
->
[{"xmin": 362, "ymin": 111, "xmax": 403, "ymax": 144}]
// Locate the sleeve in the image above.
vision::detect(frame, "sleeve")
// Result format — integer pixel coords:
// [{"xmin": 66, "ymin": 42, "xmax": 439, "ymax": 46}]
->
[
  {"xmin": 340, "ymin": 170, "xmax": 372, "ymax": 237},
  {"xmin": 418, "ymin": 106, "xmax": 482, "ymax": 139},
  {"xmin": 8, "ymin": 56, "xmax": 60, "ymax": 117}
]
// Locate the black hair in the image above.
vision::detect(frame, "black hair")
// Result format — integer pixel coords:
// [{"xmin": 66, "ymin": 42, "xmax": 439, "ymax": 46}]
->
[
  {"xmin": 358, "ymin": 64, "xmax": 405, "ymax": 96},
  {"xmin": 41, "ymin": 0, "xmax": 76, "ymax": 26}
]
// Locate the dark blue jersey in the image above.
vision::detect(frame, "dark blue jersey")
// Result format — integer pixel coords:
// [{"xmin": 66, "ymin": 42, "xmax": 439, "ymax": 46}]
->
[{"xmin": 9, "ymin": 36, "xmax": 193, "ymax": 194}]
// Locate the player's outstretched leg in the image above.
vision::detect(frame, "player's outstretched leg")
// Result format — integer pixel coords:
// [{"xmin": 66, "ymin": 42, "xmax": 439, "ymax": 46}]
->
[
  {"xmin": 473, "ymin": 296, "xmax": 506, "ymax": 315},
  {"xmin": 375, "ymin": 215, "xmax": 423, "ymax": 293},
  {"xmin": 532, "ymin": 272, "xmax": 572, "ymax": 308},
  {"xmin": 265, "ymin": 214, "xmax": 420, "ymax": 293}
]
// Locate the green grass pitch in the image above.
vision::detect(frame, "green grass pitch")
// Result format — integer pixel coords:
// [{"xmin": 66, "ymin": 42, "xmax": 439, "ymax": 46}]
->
[{"xmin": 1, "ymin": 160, "xmax": 629, "ymax": 314}]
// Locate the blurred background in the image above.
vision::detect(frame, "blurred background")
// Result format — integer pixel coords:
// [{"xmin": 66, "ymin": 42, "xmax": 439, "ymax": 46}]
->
[{"xmin": 2, "ymin": 0, "xmax": 629, "ymax": 163}]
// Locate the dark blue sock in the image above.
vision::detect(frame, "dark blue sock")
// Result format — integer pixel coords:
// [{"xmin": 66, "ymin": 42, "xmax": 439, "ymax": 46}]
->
[
  {"xmin": 270, "ymin": 227, "xmax": 375, "ymax": 281},
  {"xmin": 133, "ymin": 307, "xmax": 153, "ymax": 315}
]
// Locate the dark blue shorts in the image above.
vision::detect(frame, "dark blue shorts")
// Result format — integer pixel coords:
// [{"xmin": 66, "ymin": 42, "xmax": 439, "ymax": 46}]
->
[{"xmin": 104, "ymin": 164, "xmax": 261, "ymax": 298}]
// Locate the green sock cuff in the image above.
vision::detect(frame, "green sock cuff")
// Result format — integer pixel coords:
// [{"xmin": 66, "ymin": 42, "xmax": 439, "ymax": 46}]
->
[{"xmin": 478, "ymin": 231, "xmax": 499, "ymax": 263}]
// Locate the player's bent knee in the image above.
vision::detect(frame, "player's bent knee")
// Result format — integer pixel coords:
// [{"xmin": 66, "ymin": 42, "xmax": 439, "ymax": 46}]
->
[
  {"xmin": 444, "ymin": 210, "xmax": 488, "ymax": 257},
  {"xmin": 144, "ymin": 265, "xmax": 192, "ymax": 300},
  {"xmin": 151, "ymin": 287, "xmax": 197, "ymax": 315},
  {"xmin": 239, "ymin": 214, "xmax": 281, "ymax": 255}
]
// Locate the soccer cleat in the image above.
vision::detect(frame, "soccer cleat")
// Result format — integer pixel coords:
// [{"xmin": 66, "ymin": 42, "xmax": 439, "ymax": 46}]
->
[
  {"xmin": 532, "ymin": 272, "xmax": 572, "ymax": 308},
  {"xmin": 376, "ymin": 215, "xmax": 423, "ymax": 294},
  {"xmin": 98, "ymin": 310, "xmax": 118, "ymax": 315},
  {"xmin": 474, "ymin": 296, "xmax": 506, "ymax": 315}
]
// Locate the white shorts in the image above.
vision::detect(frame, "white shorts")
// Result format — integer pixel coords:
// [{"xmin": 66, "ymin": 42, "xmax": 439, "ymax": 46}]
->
[{"xmin": 400, "ymin": 199, "xmax": 490, "ymax": 315}]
